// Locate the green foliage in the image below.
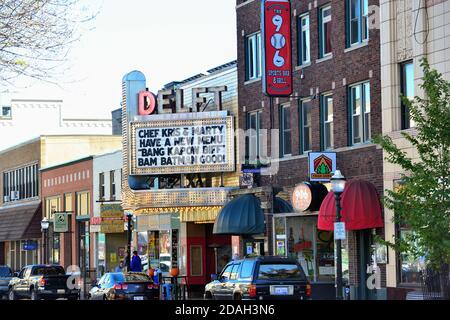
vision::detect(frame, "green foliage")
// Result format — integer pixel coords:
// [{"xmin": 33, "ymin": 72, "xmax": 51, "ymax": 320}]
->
[{"xmin": 373, "ymin": 59, "xmax": 450, "ymax": 271}]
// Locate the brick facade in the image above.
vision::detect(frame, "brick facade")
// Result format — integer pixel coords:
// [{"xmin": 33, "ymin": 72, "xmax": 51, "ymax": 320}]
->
[{"xmin": 236, "ymin": 0, "xmax": 385, "ymax": 298}]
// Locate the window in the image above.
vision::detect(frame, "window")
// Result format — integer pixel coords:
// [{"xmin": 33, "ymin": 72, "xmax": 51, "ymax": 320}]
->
[
  {"xmin": 64, "ymin": 193, "xmax": 72, "ymax": 213},
  {"xmin": 349, "ymin": 82, "xmax": 371, "ymax": 145},
  {"xmin": 240, "ymin": 260, "xmax": 255, "ymax": 279},
  {"xmin": 300, "ymin": 100, "xmax": 313, "ymax": 153},
  {"xmin": 245, "ymin": 32, "xmax": 262, "ymax": 81},
  {"xmin": 2, "ymin": 163, "xmax": 38, "ymax": 202},
  {"xmin": 321, "ymin": 94, "xmax": 334, "ymax": 150},
  {"xmin": 230, "ymin": 263, "xmax": 241, "ymax": 280},
  {"xmin": 99, "ymin": 173, "xmax": 105, "ymax": 200},
  {"xmin": 1, "ymin": 106, "xmax": 12, "ymax": 118},
  {"xmin": 280, "ymin": 104, "xmax": 292, "ymax": 156},
  {"xmin": 347, "ymin": 0, "xmax": 369, "ymax": 47},
  {"xmin": 190, "ymin": 245, "xmax": 203, "ymax": 276},
  {"xmin": 220, "ymin": 264, "xmax": 234, "ymax": 280},
  {"xmin": 110, "ymin": 171, "xmax": 116, "ymax": 200},
  {"xmin": 257, "ymin": 263, "xmax": 306, "ymax": 280},
  {"xmin": 298, "ymin": 14, "xmax": 310, "ymax": 65},
  {"xmin": 400, "ymin": 61, "xmax": 415, "ymax": 129},
  {"xmin": 319, "ymin": 5, "xmax": 332, "ymax": 58},
  {"xmin": 76, "ymin": 191, "xmax": 90, "ymax": 216},
  {"xmin": 246, "ymin": 110, "xmax": 263, "ymax": 164},
  {"xmin": 45, "ymin": 196, "xmax": 60, "ymax": 219}
]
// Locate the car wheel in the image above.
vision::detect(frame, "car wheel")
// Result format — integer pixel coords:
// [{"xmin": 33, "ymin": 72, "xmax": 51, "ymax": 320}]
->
[
  {"xmin": 204, "ymin": 291, "xmax": 213, "ymax": 300},
  {"xmin": 103, "ymin": 294, "xmax": 107, "ymax": 300},
  {"xmin": 8, "ymin": 288, "xmax": 15, "ymax": 301},
  {"xmin": 30, "ymin": 290, "xmax": 40, "ymax": 301},
  {"xmin": 233, "ymin": 293, "xmax": 242, "ymax": 300}
]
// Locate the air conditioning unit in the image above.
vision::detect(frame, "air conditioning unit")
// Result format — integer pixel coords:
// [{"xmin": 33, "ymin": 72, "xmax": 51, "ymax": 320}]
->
[
  {"xmin": 3, "ymin": 195, "xmax": 9, "ymax": 202},
  {"xmin": 10, "ymin": 191, "xmax": 19, "ymax": 200}
]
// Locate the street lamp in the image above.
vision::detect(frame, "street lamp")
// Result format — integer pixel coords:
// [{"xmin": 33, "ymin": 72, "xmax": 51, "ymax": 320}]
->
[
  {"xmin": 331, "ymin": 170, "xmax": 346, "ymax": 300},
  {"xmin": 41, "ymin": 217, "xmax": 50, "ymax": 264},
  {"xmin": 126, "ymin": 212, "xmax": 133, "ymax": 270}
]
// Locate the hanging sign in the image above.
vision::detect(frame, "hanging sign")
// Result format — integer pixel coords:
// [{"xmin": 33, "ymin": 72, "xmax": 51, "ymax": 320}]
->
[
  {"xmin": 53, "ymin": 213, "xmax": 69, "ymax": 233},
  {"xmin": 309, "ymin": 152, "xmax": 337, "ymax": 182},
  {"xmin": 261, "ymin": 0, "xmax": 293, "ymax": 97}
]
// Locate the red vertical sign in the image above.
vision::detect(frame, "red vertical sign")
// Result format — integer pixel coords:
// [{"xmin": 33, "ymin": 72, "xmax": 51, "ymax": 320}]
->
[{"xmin": 262, "ymin": 0, "xmax": 292, "ymax": 97}]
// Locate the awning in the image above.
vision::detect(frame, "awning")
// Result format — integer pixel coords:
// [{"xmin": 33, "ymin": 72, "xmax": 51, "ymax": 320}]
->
[
  {"xmin": 0, "ymin": 202, "xmax": 42, "ymax": 241},
  {"xmin": 273, "ymin": 197, "xmax": 294, "ymax": 213},
  {"xmin": 318, "ymin": 180, "xmax": 383, "ymax": 231},
  {"xmin": 213, "ymin": 194, "xmax": 264, "ymax": 235}
]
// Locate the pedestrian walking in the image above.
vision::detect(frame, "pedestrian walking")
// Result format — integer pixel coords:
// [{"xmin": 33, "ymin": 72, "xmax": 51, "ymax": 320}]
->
[
  {"xmin": 115, "ymin": 260, "xmax": 125, "ymax": 272},
  {"xmin": 130, "ymin": 251, "xmax": 142, "ymax": 272}
]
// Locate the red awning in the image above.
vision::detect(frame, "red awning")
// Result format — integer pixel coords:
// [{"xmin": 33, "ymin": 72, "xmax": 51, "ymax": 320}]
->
[{"xmin": 318, "ymin": 180, "xmax": 384, "ymax": 231}]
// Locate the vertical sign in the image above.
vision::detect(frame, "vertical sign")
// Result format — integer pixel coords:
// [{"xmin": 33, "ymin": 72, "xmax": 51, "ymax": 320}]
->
[
  {"xmin": 171, "ymin": 229, "xmax": 179, "ymax": 269},
  {"xmin": 261, "ymin": 0, "xmax": 292, "ymax": 97}
]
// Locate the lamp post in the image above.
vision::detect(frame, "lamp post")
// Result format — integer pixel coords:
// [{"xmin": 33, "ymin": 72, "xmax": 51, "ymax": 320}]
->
[
  {"xmin": 41, "ymin": 217, "xmax": 50, "ymax": 264},
  {"xmin": 126, "ymin": 212, "xmax": 133, "ymax": 270},
  {"xmin": 331, "ymin": 170, "xmax": 346, "ymax": 300}
]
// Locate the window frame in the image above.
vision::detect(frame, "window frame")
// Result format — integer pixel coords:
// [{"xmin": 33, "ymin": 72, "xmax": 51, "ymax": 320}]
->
[
  {"xmin": 320, "ymin": 93, "xmax": 334, "ymax": 151},
  {"xmin": 298, "ymin": 13, "xmax": 311, "ymax": 66},
  {"xmin": 110, "ymin": 171, "xmax": 116, "ymax": 200},
  {"xmin": 346, "ymin": 0, "xmax": 369, "ymax": 48},
  {"xmin": 400, "ymin": 60, "xmax": 415, "ymax": 130},
  {"xmin": 299, "ymin": 99, "xmax": 313, "ymax": 154},
  {"xmin": 348, "ymin": 81, "xmax": 371, "ymax": 145},
  {"xmin": 319, "ymin": 5, "xmax": 332, "ymax": 58},
  {"xmin": 280, "ymin": 103, "xmax": 292, "ymax": 157},
  {"xmin": 1, "ymin": 106, "xmax": 12, "ymax": 119},
  {"xmin": 245, "ymin": 32, "xmax": 262, "ymax": 81},
  {"xmin": 246, "ymin": 110, "xmax": 263, "ymax": 164}
]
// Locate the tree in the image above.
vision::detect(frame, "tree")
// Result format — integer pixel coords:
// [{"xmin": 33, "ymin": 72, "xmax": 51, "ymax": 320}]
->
[
  {"xmin": 0, "ymin": 0, "xmax": 97, "ymax": 84},
  {"xmin": 374, "ymin": 59, "xmax": 450, "ymax": 298}
]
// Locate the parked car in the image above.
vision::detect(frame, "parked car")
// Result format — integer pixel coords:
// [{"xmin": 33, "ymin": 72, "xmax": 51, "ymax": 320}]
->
[
  {"xmin": 8, "ymin": 264, "xmax": 80, "ymax": 300},
  {"xmin": 204, "ymin": 256, "xmax": 311, "ymax": 300},
  {"xmin": 88, "ymin": 272, "xmax": 159, "ymax": 300},
  {"xmin": 0, "ymin": 265, "xmax": 13, "ymax": 300}
]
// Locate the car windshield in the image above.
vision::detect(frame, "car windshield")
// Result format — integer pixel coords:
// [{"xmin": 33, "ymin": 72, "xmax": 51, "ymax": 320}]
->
[
  {"xmin": 32, "ymin": 266, "xmax": 65, "ymax": 276},
  {"xmin": 124, "ymin": 273, "xmax": 151, "ymax": 282},
  {"xmin": 110, "ymin": 273, "xmax": 125, "ymax": 283},
  {"xmin": 257, "ymin": 263, "xmax": 305, "ymax": 280},
  {"xmin": 0, "ymin": 266, "xmax": 12, "ymax": 277}
]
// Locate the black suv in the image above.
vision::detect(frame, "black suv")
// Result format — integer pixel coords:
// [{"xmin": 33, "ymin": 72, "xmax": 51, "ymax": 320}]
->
[{"xmin": 204, "ymin": 256, "xmax": 311, "ymax": 300}]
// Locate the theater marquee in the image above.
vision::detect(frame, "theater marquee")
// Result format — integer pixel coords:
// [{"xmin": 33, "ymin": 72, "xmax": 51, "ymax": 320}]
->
[{"xmin": 129, "ymin": 115, "xmax": 234, "ymax": 175}]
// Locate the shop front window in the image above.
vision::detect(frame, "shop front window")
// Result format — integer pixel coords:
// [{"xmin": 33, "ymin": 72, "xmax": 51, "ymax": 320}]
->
[
  {"xmin": 274, "ymin": 215, "xmax": 349, "ymax": 283},
  {"xmin": 399, "ymin": 229, "xmax": 426, "ymax": 285}
]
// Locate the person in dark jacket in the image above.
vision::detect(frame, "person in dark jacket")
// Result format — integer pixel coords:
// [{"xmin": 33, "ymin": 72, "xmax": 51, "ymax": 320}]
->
[{"xmin": 130, "ymin": 251, "xmax": 142, "ymax": 272}]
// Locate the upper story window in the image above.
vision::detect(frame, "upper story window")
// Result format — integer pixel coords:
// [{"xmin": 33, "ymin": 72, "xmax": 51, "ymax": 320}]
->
[
  {"xmin": 319, "ymin": 5, "xmax": 332, "ymax": 58},
  {"xmin": 1, "ymin": 106, "xmax": 12, "ymax": 119},
  {"xmin": 298, "ymin": 14, "xmax": 311, "ymax": 65},
  {"xmin": 400, "ymin": 61, "xmax": 415, "ymax": 130},
  {"xmin": 321, "ymin": 94, "xmax": 334, "ymax": 150},
  {"xmin": 246, "ymin": 110, "xmax": 263, "ymax": 164},
  {"xmin": 76, "ymin": 191, "xmax": 90, "ymax": 216},
  {"xmin": 280, "ymin": 104, "xmax": 292, "ymax": 157},
  {"xmin": 99, "ymin": 173, "xmax": 105, "ymax": 200},
  {"xmin": 300, "ymin": 99, "xmax": 313, "ymax": 153},
  {"xmin": 349, "ymin": 82, "xmax": 371, "ymax": 145},
  {"xmin": 2, "ymin": 163, "xmax": 39, "ymax": 203},
  {"xmin": 110, "ymin": 170, "xmax": 116, "ymax": 200},
  {"xmin": 347, "ymin": 0, "xmax": 369, "ymax": 47},
  {"xmin": 245, "ymin": 32, "xmax": 262, "ymax": 81}
]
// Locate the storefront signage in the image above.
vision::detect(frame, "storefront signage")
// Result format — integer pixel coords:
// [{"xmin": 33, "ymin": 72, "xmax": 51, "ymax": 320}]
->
[
  {"xmin": 309, "ymin": 152, "xmax": 337, "ymax": 182},
  {"xmin": 292, "ymin": 183, "xmax": 313, "ymax": 212},
  {"xmin": 53, "ymin": 213, "xmax": 69, "ymax": 233},
  {"xmin": 171, "ymin": 229, "xmax": 179, "ymax": 269},
  {"xmin": 334, "ymin": 222, "xmax": 346, "ymax": 240},
  {"xmin": 100, "ymin": 204, "xmax": 124, "ymax": 233},
  {"xmin": 261, "ymin": 0, "xmax": 293, "ymax": 97},
  {"xmin": 130, "ymin": 116, "xmax": 234, "ymax": 175},
  {"xmin": 23, "ymin": 240, "xmax": 38, "ymax": 251}
]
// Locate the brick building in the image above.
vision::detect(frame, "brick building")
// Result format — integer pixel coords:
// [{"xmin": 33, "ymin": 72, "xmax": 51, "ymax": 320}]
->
[{"xmin": 231, "ymin": 0, "xmax": 385, "ymax": 299}]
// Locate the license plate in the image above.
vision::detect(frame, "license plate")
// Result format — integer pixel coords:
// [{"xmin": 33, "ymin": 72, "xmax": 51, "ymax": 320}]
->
[
  {"xmin": 270, "ymin": 285, "xmax": 293, "ymax": 295},
  {"xmin": 57, "ymin": 289, "xmax": 65, "ymax": 294},
  {"xmin": 133, "ymin": 296, "xmax": 144, "ymax": 300}
]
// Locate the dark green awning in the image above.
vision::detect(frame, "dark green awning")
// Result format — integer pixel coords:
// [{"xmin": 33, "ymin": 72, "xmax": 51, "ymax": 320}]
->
[
  {"xmin": 274, "ymin": 197, "xmax": 293, "ymax": 213},
  {"xmin": 213, "ymin": 194, "xmax": 264, "ymax": 235}
]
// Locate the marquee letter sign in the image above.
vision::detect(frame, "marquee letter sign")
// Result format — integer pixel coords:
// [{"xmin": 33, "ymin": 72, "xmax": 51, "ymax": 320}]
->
[{"xmin": 261, "ymin": 0, "xmax": 292, "ymax": 97}]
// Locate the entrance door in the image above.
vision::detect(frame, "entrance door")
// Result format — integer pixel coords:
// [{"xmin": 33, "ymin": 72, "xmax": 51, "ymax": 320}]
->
[
  {"xmin": 358, "ymin": 229, "xmax": 377, "ymax": 300},
  {"xmin": 78, "ymin": 220, "xmax": 90, "ymax": 295}
]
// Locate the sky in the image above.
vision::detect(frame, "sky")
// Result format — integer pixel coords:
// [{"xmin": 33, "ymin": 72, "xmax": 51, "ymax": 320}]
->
[{"xmin": 3, "ymin": 0, "xmax": 237, "ymax": 119}]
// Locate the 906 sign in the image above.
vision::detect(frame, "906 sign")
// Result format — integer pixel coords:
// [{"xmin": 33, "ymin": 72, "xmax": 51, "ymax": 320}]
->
[{"xmin": 261, "ymin": 0, "xmax": 293, "ymax": 97}]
